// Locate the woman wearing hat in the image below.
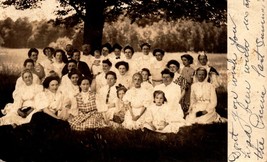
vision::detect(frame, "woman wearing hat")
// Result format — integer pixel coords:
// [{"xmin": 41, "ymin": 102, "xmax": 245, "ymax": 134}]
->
[{"xmin": 115, "ymin": 61, "xmax": 132, "ymax": 89}]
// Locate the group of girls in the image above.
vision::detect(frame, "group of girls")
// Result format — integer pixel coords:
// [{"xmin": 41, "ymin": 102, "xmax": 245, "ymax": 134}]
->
[{"xmin": 0, "ymin": 43, "xmax": 226, "ymax": 133}]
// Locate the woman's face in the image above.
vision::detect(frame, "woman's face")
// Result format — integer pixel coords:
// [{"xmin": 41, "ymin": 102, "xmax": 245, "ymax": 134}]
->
[
  {"xmin": 142, "ymin": 45, "xmax": 150, "ymax": 55},
  {"xmin": 22, "ymin": 72, "xmax": 33, "ymax": 86},
  {"xmin": 102, "ymin": 63, "xmax": 111, "ymax": 73},
  {"xmin": 118, "ymin": 65, "xmax": 127, "ymax": 75},
  {"xmin": 70, "ymin": 74, "xmax": 79, "ymax": 85},
  {"xmin": 133, "ymin": 74, "xmax": 142, "ymax": 88},
  {"xmin": 124, "ymin": 49, "xmax": 133, "ymax": 59},
  {"xmin": 155, "ymin": 93, "xmax": 164, "ymax": 106},
  {"xmin": 169, "ymin": 64, "xmax": 179, "ymax": 73},
  {"xmin": 48, "ymin": 80, "xmax": 59, "ymax": 93},
  {"xmin": 55, "ymin": 52, "xmax": 63, "ymax": 63},
  {"xmin": 72, "ymin": 52, "xmax": 80, "ymax": 61},
  {"xmin": 198, "ymin": 55, "xmax": 208, "ymax": 66},
  {"xmin": 106, "ymin": 74, "xmax": 116, "ymax": 87},
  {"xmin": 45, "ymin": 49, "xmax": 53, "ymax": 58},
  {"xmin": 141, "ymin": 70, "xmax": 149, "ymax": 81},
  {"xmin": 25, "ymin": 62, "xmax": 34, "ymax": 70},
  {"xmin": 101, "ymin": 47, "xmax": 109, "ymax": 56},
  {"xmin": 181, "ymin": 57, "xmax": 190, "ymax": 67},
  {"xmin": 162, "ymin": 74, "xmax": 172, "ymax": 86},
  {"xmin": 80, "ymin": 79, "xmax": 90, "ymax": 92},
  {"xmin": 196, "ymin": 70, "xmax": 207, "ymax": 82},
  {"xmin": 154, "ymin": 52, "xmax": 163, "ymax": 61},
  {"xmin": 117, "ymin": 89, "xmax": 126, "ymax": 100},
  {"xmin": 30, "ymin": 52, "xmax": 38, "ymax": 62},
  {"xmin": 114, "ymin": 48, "xmax": 121, "ymax": 57}
]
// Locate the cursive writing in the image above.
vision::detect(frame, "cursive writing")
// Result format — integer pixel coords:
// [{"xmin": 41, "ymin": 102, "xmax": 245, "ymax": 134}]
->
[
  {"xmin": 227, "ymin": 53, "xmax": 238, "ymax": 87},
  {"xmin": 243, "ymin": 11, "xmax": 249, "ymax": 30}
]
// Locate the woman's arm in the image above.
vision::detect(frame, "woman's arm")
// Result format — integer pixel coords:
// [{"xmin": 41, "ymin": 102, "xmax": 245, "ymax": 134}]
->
[
  {"xmin": 43, "ymin": 107, "xmax": 60, "ymax": 119},
  {"xmin": 132, "ymin": 106, "xmax": 147, "ymax": 121}
]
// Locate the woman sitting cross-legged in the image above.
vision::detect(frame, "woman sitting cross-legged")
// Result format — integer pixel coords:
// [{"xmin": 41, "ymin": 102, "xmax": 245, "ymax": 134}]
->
[
  {"xmin": 186, "ymin": 67, "xmax": 227, "ymax": 124},
  {"xmin": 0, "ymin": 69, "xmax": 43, "ymax": 126},
  {"xmin": 122, "ymin": 73, "xmax": 153, "ymax": 130},
  {"xmin": 68, "ymin": 76, "xmax": 107, "ymax": 131}
]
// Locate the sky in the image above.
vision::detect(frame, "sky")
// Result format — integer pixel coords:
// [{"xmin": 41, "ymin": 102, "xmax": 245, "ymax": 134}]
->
[{"xmin": 0, "ymin": 0, "xmax": 59, "ymax": 21}]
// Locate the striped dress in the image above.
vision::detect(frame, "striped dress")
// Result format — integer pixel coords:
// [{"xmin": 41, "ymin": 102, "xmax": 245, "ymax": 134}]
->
[{"xmin": 68, "ymin": 91, "xmax": 106, "ymax": 131}]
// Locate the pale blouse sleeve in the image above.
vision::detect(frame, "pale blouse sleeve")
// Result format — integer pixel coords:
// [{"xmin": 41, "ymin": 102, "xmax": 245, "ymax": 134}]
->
[
  {"xmin": 189, "ymin": 84, "xmax": 197, "ymax": 108},
  {"xmin": 69, "ymin": 96, "xmax": 78, "ymax": 116},
  {"xmin": 207, "ymin": 85, "xmax": 217, "ymax": 112},
  {"xmin": 34, "ymin": 92, "xmax": 49, "ymax": 111}
]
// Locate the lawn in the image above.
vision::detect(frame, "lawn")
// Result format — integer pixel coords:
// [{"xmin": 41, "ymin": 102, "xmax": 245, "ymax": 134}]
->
[{"xmin": 0, "ymin": 48, "xmax": 227, "ymax": 162}]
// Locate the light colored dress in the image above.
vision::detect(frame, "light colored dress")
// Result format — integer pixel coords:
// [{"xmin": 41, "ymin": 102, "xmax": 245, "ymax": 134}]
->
[
  {"xmin": 0, "ymin": 83, "xmax": 43, "ymax": 126},
  {"xmin": 144, "ymin": 103, "xmax": 186, "ymax": 133},
  {"xmin": 122, "ymin": 87, "xmax": 153, "ymax": 130},
  {"xmin": 186, "ymin": 81, "xmax": 226, "ymax": 124},
  {"xmin": 68, "ymin": 91, "xmax": 106, "ymax": 131},
  {"xmin": 15, "ymin": 73, "xmax": 41, "ymax": 90},
  {"xmin": 52, "ymin": 61, "xmax": 65, "ymax": 77},
  {"xmin": 141, "ymin": 81, "xmax": 154, "ymax": 94},
  {"xmin": 35, "ymin": 89, "xmax": 70, "ymax": 118},
  {"xmin": 150, "ymin": 59, "xmax": 166, "ymax": 86},
  {"xmin": 40, "ymin": 58, "xmax": 54, "ymax": 77},
  {"xmin": 116, "ymin": 72, "xmax": 132, "ymax": 89}
]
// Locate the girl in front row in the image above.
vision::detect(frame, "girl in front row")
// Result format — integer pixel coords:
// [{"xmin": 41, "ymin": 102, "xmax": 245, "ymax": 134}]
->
[{"xmin": 144, "ymin": 90, "xmax": 186, "ymax": 133}]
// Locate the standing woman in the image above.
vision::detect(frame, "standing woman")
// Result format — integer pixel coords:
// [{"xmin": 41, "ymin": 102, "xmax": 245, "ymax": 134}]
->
[
  {"xmin": 186, "ymin": 68, "xmax": 227, "ymax": 124},
  {"xmin": 180, "ymin": 54, "xmax": 195, "ymax": 114},
  {"xmin": 0, "ymin": 69, "xmax": 43, "ymax": 126},
  {"xmin": 115, "ymin": 61, "xmax": 132, "ymax": 89},
  {"xmin": 52, "ymin": 49, "xmax": 67, "ymax": 77},
  {"xmin": 68, "ymin": 77, "xmax": 106, "ymax": 130},
  {"xmin": 27, "ymin": 48, "xmax": 45, "ymax": 80},
  {"xmin": 40, "ymin": 47, "xmax": 55, "ymax": 77}
]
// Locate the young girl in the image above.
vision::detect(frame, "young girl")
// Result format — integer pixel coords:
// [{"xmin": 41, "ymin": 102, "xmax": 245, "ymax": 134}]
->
[
  {"xmin": 140, "ymin": 68, "xmax": 154, "ymax": 93},
  {"xmin": 144, "ymin": 90, "xmax": 186, "ymax": 133},
  {"xmin": 111, "ymin": 84, "xmax": 128, "ymax": 125}
]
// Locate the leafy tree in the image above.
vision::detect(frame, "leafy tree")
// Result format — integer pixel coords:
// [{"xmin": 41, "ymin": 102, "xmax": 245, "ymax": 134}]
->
[{"xmin": 1, "ymin": 0, "xmax": 226, "ymax": 50}]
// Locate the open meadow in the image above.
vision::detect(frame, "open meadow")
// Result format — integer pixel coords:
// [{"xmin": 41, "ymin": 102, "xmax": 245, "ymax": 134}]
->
[{"xmin": 0, "ymin": 48, "xmax": 228, "ymax": 161}]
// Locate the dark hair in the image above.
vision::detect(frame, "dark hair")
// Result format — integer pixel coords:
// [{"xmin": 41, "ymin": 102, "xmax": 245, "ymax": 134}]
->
[
  {"xmin": 43, "ymin": 47, "xmax": 55, "ymax": 56},
  {"xmin": 28, "ymin": 48, "xmax": 39, "ymax": 58},
  {"xmin": 73, "ymin": 49, "xmax": 80, "ymax": 54},
  {"xmin": 102, "ymin": 43, "xmax": 112, "ymax": 53},
  {"xmin": 23, "ymin": 58, "xmax": 35, "ymax": 67},
  {"xmin": 54, "ymin": 49, "xmax": 68, "ymax": 63},
  {"xmin": 195, "ymin": 67, "xmax": 208, "ymax": 78},
  {"xmin": 153, "ymin": 48, "xmax": 165, "ymax": 56},
  {"xmin": 68, "ymin": 68, "xmax": 82, "ymax": 79},
  {"xmin": 181, "ymin": 54, "xmax": 194, "ymax": 64},
  {"xmin": 102, "ymin": 59, "xmax": 112, "ymax": 67},
  {"xmin": 105, "ymin": 71, "xmax": 117, "ymax": 80},
  {"xmin": 116, "ymin": 84, "xmax": 127, "ymax": 98},
  {"xmin": 161, "ymin": 68, "xmax": 174, "ymax": 78},
  {"xmin": 141, "ymin": 68, "xmax": 151, "ymax": 76},
  {"xmin": 123, "ymin": 45, "xmax": 134, "ymax": 54},
  {"xmin": 77, "ymin": 76, "xmax": 92, "ymax": 86},
  {"xmin": 113, "ymin": 43, "xmax": 122, "ymax": 51},
  {"xmin": 140, "ymin": 43, "xmax": 151, "ymax": 49},
  {"xmin": 43, "ymin": 75, "xmax": 61, "ymax": 89},
  {"xmin": 115, "ymin": 61, "xmax": 129, "ymax": 71},
  {"xmin": 166, "ymin": 60, "xmax": 180, "ymax": 69},
  {"xmin": 153, "ymin": 90, "xmax": 167, "ymax": 103}
]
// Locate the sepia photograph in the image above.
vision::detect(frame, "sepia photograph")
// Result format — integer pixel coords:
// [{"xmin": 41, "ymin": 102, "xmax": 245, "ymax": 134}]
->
[{"xmin": 0, "ymin": 0, "xmax": 228, "ymax": 161}]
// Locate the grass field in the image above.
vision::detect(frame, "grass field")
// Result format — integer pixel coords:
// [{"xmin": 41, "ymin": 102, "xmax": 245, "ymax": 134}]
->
[{"xmin": 0, "ymin": 48, "xmax": 227, "ymax": 161}]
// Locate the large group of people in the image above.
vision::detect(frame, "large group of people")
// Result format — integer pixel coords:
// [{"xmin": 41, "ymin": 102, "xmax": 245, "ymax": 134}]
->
[{"xmin": 0, "ymin": 43, "xmax": 226, "ymax": 133}]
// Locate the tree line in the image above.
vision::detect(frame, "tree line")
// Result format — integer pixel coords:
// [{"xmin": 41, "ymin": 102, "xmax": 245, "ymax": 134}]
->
[{"xmin": 0, "ymin": 17, "xmax": 226, "ymax": 53}]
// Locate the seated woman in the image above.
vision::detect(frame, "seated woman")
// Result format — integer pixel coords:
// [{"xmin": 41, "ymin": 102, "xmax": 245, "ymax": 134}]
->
[
  {"xmin": 115, "ymin": 61, "xmax": 132, "ymax": 89},
  {"xmin": 140, "ymin": 68, "xmax": 154, "ymax": 93},
  {"xmin": 122, "ymin": 73, "xmax": 153, "ymax": 130},
  {"xmin": 186, "ymin": 67, "xmax": 227, "ymax": 124},
  {"xmin": 29, "ymin": 75, "xmax": 70, "ymax": 131},
  {"xmin": 40, "ymin": 47, "xmax": 55, "ymax": 77},
  {"xmin": 27, "ymin": 48, "xmax": 45, "ymax": 80},
  {"xmin": 144, "ymin": 90, "xmax": 186, "ymax": 133},
  {"xmin": 0, "ymin": 69, "xmax": 43, "ymax": 126},
  {"xmin": 68, "ymin": 77, "xmax": 106, "ymax": 131}
]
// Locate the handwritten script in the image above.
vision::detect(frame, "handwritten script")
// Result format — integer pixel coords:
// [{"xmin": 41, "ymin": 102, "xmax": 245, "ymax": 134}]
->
[{"xmin": 228, "ymin": 1, "xmax": 266, "ymax": 162}]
